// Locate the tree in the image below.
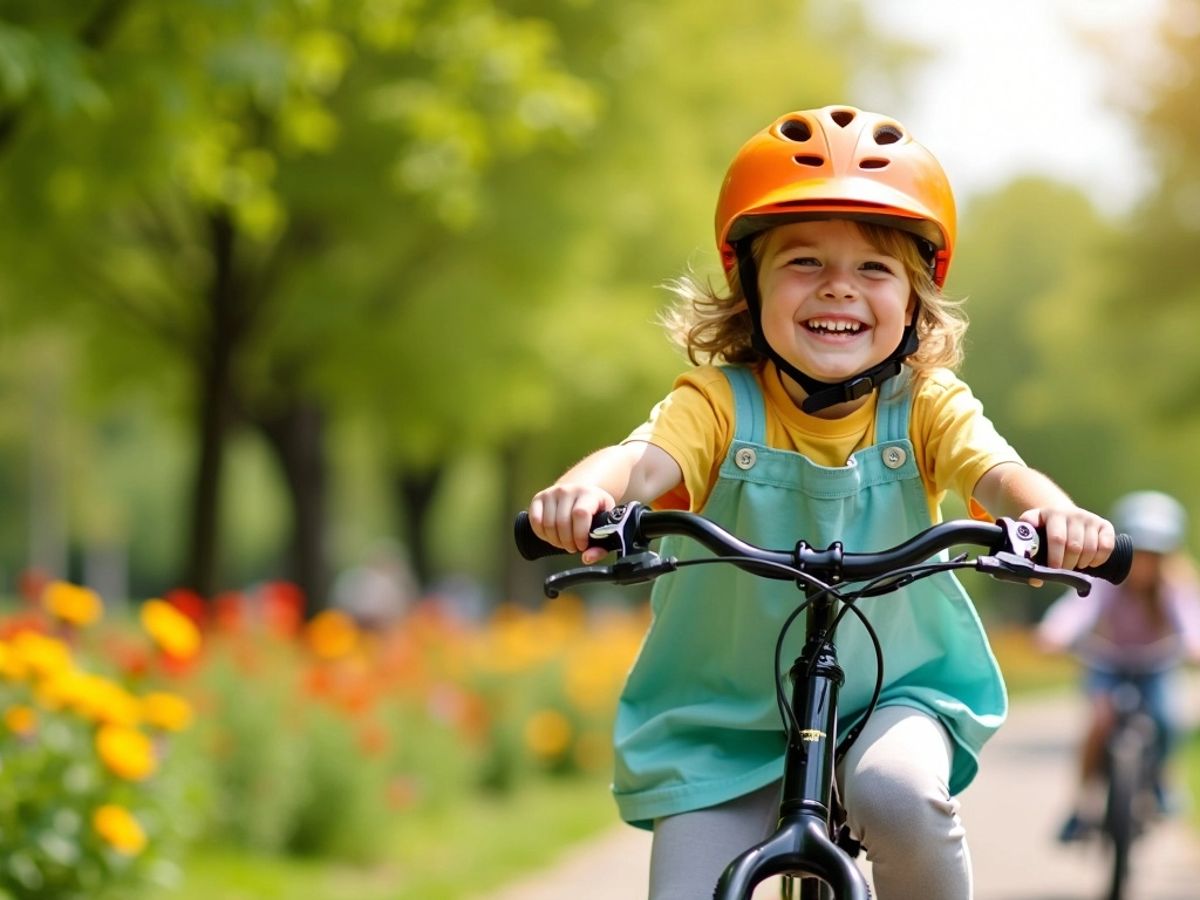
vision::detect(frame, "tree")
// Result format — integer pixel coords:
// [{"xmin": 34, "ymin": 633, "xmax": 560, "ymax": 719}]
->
[{"xmin": 0, "ymin": 0, "xmax": 601, "ymax": 606}]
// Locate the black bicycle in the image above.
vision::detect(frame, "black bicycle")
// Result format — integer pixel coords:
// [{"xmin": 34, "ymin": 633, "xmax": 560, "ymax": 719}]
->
[
  {"xmin": 1100, "ymin": 674, "xmax": 1163, "ymax": 900},
  {"xmin": 514, "ymin": 502, "xmax": 1132, "ymax": 899}
]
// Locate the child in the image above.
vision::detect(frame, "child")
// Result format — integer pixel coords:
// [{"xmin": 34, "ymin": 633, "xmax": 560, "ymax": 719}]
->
[
  {"xmin": 527, "ymin": 105, "xmax": 1115, "ymax": 900},
  {"xmin": 1039, "ymin": 490, "xmax": 1200, "ymax": 840}
]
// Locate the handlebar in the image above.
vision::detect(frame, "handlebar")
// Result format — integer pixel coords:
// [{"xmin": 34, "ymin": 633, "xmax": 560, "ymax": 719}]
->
[{"xmin": 514, "ymin": 503, "xmax": 1133, "ymax": 596}]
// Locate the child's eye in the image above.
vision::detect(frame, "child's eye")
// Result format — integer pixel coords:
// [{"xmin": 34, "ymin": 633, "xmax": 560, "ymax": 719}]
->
[
  {"xmin": 861, "ymin": 260, "xmax": 894, "ymax": 274},
  {"xmin": 787, "ymin": 256, "xmax": 820, "ymax": 267}
]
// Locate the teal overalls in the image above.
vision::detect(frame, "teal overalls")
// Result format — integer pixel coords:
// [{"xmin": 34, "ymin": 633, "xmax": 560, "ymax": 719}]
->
[{"xmin": 613, "ymin": 365, "xmax": 1008, "ymax": 829}]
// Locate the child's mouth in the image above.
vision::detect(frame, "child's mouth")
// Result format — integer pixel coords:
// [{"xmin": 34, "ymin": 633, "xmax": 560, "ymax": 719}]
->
[{"xmin": 804, "ymin": 318, "xmax": 865, "ymax": 336}]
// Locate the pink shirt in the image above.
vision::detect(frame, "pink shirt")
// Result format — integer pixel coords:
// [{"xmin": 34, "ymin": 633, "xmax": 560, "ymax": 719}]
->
[{"xmin": 1038, "ymin": 577, "xmax": 1200, "ymax": 672}]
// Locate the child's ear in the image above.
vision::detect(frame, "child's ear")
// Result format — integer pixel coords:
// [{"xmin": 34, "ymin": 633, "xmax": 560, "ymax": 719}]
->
[{"xmin": 906, "ymin": 293, "xmax": 919, "ymax": 324}]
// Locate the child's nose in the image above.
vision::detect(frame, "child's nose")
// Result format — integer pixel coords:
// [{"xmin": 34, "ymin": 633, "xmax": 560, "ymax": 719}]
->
[{"xmin": 819, "ymin": 267, "xmax": 857, "ymax": 300}]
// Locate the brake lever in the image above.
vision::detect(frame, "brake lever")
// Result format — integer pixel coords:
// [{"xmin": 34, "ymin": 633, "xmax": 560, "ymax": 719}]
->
[
  {"xmin": 543, "ymin": 551, "xmax": 678, "ymax": 598},
  {"xmin": 976, "ymin": 552, "xmax": 1093, "ymax": 596}
]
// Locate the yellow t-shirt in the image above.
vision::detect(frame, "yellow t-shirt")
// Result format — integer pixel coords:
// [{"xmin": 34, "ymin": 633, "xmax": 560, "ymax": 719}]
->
[{"xmin": 624, "ymin": 362, "xmax": 1023, "ymax": 522}]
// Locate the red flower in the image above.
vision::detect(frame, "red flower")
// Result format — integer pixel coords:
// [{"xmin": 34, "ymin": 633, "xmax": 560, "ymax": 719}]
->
[
  {"xmin": 260, "ymin": 581, "xmax": 304, "ymax": 638},
  {"xmin": 212, "ymin": 592, "xmax": 246, "ymax": 634},
  {"xmin": 165, "ymin": 588, "xmax": 207, "ymax": 627},
  {"xmin": 17, "ymin": 568, "xmax": 51, "ymax": 604}
]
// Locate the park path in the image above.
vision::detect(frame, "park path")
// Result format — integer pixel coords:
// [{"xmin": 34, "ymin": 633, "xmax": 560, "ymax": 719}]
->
[{"xmin": 480, "ymin": 678, "xmax": 1200, "ymax": 899}]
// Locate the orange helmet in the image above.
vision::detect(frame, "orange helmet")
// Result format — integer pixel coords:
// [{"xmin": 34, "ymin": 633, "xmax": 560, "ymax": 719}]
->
[{"xmin": 715, "ymin": 105, "xmax": 956, "ymax": 286}]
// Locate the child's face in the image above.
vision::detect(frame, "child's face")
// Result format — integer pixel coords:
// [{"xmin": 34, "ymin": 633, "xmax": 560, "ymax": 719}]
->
[{"xmin": 756, "ymin": 219, "xmax": 915, "ymax": 405}]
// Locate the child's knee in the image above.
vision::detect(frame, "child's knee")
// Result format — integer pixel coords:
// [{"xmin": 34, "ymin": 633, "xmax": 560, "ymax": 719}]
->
[{"xmin": 844, "ymin": 757, "xmax": 962, "ymax": 849}]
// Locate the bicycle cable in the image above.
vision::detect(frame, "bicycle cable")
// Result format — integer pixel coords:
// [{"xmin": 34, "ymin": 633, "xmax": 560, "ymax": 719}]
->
[{"xmin": 670, "ymin": 554, "xmax": 851, "ymax": 742}]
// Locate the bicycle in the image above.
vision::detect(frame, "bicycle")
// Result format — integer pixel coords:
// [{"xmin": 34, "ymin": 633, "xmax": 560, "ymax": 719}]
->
[
  {"xmin": 514, "ymin": 501, "xmax": 1132, "ymax": 899},
  {"xmin": 1098, "ymin": 674, "xmax": 1164, "ymax": 900}
]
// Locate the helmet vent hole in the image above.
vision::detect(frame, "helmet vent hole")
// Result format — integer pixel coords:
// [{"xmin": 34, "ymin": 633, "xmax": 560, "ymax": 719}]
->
[
  {"xmin": 793, "ymin": 154, "xmax": 824, "ymax": 167},
  {"xmin": 874, "ymin": 125, "xmax": 903, "ymax": 145},
  {"xmin": 779, "ymin": 118, "xmax": 812, "ymax": 142},
  {"xmin": 830, "ymin": 109, "xmax": 856, "ymax": 127},
  {"xmin": 859, "ymin": 158, "xmax": 890, "ymax": 169}
]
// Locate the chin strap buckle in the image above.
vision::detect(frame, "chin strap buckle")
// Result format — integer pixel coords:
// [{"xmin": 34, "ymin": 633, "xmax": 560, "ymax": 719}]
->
[{"xmin": 844, "ymin": 376, "xmax": 876, "ymax": 402}]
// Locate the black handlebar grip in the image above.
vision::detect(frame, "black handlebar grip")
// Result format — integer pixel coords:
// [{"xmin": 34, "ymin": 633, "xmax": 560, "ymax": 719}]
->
[
  {"xmin": 1033, "ymin": 531, "xmax": 1134, "ymax": 585},
  {"xmin": 513, "ymin": 509, "xmax": 628, "ymax": 560},
  {"xmin": 513, "ymin": 512, "xmax": 568, "ymax": 560}
]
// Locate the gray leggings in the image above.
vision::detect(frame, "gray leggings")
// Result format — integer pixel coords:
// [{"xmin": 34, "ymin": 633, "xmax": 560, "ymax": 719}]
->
[{"xmin": 648, "ymin": 706, "xmax": 973, "ymax": 900}]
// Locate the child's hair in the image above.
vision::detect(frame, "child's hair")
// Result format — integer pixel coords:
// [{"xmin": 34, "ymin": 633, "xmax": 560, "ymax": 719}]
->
[{"xmin": 661, "ymin": 220, "xmax": 967, "ymax": 373}]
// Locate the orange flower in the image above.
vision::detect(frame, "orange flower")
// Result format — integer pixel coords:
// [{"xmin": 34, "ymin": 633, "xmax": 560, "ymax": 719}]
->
[
  {"xmin": 3, "ymin": 704, "xmax": 37, "ymax": 737},
  {"xmin": 92, "ymin": 804, "xmax": 147, "ymax": 855},
  {"xmin": 41, "ymin": 580, "xmax": 103, "ymax": 627},
  {"xmin": 95, "ymin": 724, "xmax": 157, "ymax": 781},
  {"xmin": 140, "ymin": 599, "xmax": 201, "ymax": 660},
  {"xmin": 140, "ymin": 692, "xmax": 193, "ymax": 732},
  {"xmin": 305, "ymin": 610, "xmax": 359, "ymax": 660},
  {"xmin": 523, "ymin": 708, "xmax": 573, "ymax": 760}
]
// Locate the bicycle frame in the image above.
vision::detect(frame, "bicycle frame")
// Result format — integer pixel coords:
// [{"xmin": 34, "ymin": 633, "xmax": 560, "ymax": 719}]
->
[{"xmin": 715, "ymin": 584, "xmax": 871, "ymax": 900}]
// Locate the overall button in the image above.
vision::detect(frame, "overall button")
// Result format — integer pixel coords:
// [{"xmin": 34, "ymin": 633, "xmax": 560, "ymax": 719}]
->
[
  {"xmin": 882, "ymin": 445, "xmax": 907, "ymax": 469},
  {"xmin": 734, "ymin": 447, "xmax": 757, "ymax": 470}
]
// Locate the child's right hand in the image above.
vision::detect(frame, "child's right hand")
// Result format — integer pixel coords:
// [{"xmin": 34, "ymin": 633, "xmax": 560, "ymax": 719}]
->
[{"xmin": 528, "ymin": 484, "xmax": 617, "ymax": 564}]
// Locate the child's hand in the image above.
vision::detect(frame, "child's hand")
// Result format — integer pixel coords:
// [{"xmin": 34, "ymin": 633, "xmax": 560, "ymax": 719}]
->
[
  {"xmin": 529, "ymin": 484, "xmax": 617, "ymax": 564},
  {"xmin": 1018, "ymin": 507, "xmax": 1116, "ymax": 574}
]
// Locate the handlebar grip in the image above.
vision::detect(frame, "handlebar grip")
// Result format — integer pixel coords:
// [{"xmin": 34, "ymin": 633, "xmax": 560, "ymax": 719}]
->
[
  {"xmin": 1033, "ymin": 531, "xmax": 1134, "ymax": 585},
  {"xmin": 513, "ymin": 512, "xmax": 567, "ymax": 560},
  {"xmin": 513, "ymin": 510, "xmax": 627, "ymax": 561}
]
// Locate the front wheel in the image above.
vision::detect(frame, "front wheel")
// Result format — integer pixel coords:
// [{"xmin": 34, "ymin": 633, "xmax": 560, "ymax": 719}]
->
[{"xmin": 1105, "ymin": 731, "xmax": 1142, "ymax": 900}]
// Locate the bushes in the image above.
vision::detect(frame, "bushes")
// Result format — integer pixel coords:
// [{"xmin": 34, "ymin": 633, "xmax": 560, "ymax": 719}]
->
[
  {"xmin": 0, "ymin": 581, "xmax": 649, "ymax": 891},
  {"xmin": 0, "ymin": 586, "xmax": 203, "ymax": 899}
]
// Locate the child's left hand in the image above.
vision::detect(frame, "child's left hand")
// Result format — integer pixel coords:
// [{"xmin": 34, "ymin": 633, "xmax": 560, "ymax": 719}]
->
[{"xmin": 1018, "ymin": 507, "xmax": 1116, "ymax": 573}]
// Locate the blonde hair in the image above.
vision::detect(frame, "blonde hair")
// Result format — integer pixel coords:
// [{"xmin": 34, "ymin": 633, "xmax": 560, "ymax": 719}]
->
[{"xmin": 662, "ymin": 221, "xmax": 966, "ymax": 372}]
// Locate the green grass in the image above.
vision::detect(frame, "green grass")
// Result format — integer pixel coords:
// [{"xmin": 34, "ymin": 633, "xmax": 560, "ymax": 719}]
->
[
  {"xmin": 1185, "ymin": 728, "xmax": 1200, "ymax": 830},
  {"xmin": 153, "ymin": 775, "xmax": 617, "ymax": 900}
]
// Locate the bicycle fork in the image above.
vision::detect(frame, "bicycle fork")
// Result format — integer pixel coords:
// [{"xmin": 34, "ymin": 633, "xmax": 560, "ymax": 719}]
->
[{"xmin": 714, "ymin": 599, "xmax": 871, "ymax": 900}]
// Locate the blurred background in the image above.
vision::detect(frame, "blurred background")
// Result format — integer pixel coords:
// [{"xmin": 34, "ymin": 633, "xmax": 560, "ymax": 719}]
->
[{"xmin": 0, "ymin": 0, "xmax": 1198, "ymax": 897}]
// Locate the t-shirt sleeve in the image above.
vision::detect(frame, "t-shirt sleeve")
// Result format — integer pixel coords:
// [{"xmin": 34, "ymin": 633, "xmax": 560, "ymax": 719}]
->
[
  {"xmin": 622, "ymin": 367, "xmax": 733, "ymax": 511},
  {"xmin": 912, "ymin": 370, "xmax": 1025, "ymax": 519}
]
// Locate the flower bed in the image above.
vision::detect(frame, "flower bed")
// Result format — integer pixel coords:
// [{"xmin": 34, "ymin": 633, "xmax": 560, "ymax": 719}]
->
[{"xmin": 1, "ymin": 576, "xmax": 647, "ymax": 895}]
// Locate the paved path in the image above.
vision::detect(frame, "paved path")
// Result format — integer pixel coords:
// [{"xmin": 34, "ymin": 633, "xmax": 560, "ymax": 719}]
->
[{"xmin": 482, "ymin": 681, "xmax": 1200, "ymax": 899}]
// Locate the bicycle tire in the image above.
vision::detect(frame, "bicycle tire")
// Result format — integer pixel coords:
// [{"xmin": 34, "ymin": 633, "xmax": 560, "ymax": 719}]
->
[{"xmin": 1105, "ymin": 730, "xmax": 1142, "ymax": 900}]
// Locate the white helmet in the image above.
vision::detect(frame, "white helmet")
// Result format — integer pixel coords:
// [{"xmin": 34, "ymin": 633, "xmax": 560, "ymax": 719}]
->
[{"xmin": 1111, "ymin": 491, "xmax": 1188, "ymax": 554}]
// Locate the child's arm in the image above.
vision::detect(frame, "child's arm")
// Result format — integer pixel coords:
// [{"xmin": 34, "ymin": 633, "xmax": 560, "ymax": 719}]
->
[
  {"xmin": 529, "ymin": 441, "xmax": 683, "ymax": 563},
  {"xmin": 973, "ymin": 462, "xmax": 1115, "ymax": 572}
]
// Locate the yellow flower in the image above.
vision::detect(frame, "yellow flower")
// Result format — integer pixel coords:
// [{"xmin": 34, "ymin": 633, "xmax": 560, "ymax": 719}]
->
[
  {"xmin": 140, "ymin": 599, "xmax": 201, "ymax": 659},
  {"xmin": 42, "ymin": 580, "xmax": 103, "ymax": 627},
  {"xmin": 95, "ymin": 724, "xmax": 157, "ymax": 781},
  {"xmin": 3, "ymin": 704, "xmax": 37, "ymax": 737},
  {"xmin": 65, "ymin": 674, "xmax": 142, "ymax": 727},
  {"xmin": 92, "ymin": 804, "xmax": 147, "ymax": 855},
  {"xmin": 10, "ymin": 631, "xmax": 72, "ymax": 679},
  {"xmin": 523, "ymin": 708, "xmax": 573, "ymax": 761},
  {"xmin": 0, "ymin": 640, "xmax": 25, "ymax": 681},
  {"xmin": 140, "ymin": 692, "xmax": 193, "ymax": 732},
  {"xmin": 305, "ymin": 609, "xmax": 359, "ymax": 660}
]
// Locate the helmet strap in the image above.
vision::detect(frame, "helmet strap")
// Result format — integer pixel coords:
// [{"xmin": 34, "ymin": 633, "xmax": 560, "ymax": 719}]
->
[{"xmin": 734, "ymin": 240, "xmax": 920, "ymax": 415}]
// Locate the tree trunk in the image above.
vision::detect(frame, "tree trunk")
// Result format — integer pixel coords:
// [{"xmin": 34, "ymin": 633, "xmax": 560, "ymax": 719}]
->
[
  {"xmin": 394, "ymin": 465, "xmax": 445, "ymax": 591},
  {"xmin": 184, "ymin": 211, "xmax": 240, "ymax": 598},
  {"xmin": 255, "ymin": 397, "xmax": 329, "ymax": 616},
  {"xmin": 497, "ymin": 436, "xmax": 544, "ymax": 607}
]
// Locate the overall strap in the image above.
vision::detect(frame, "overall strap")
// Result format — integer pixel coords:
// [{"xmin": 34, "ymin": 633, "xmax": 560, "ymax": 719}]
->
[
  {"xmin": 874, "ymin": 367, "xmax": 914, "ymax": 444},
  {"xmin": 720, "ymin": 366, "xmax": 767, "ymax": 445}
]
